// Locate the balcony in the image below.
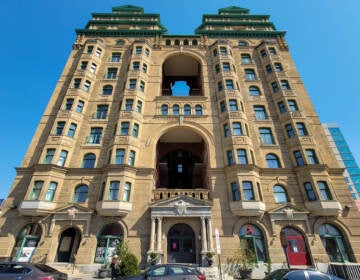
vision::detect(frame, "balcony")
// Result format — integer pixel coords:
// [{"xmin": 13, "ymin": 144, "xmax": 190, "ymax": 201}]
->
[
  {"xmin": 19, "ymin": 200, "xmax": 56, "ymax": 216},
  {"xmin": 305, "ymin": 200, "xmax": 342, "ymax": 216},
  {"xmin": 96, "ymin": 201, "xmax": 132, "ymax": 216},
  {"xmin": 230, "ymin": 200, "xmax": 266, "ymax": 217},
  {"xmin": 152, "ymin": 189, "xmax": 210, "ymax": 202}
]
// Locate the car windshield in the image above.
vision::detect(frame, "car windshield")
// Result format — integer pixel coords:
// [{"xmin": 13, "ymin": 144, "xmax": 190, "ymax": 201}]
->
[{"xmin": 264, "ymin": 269, "xmax": 290, "ymax": 280}]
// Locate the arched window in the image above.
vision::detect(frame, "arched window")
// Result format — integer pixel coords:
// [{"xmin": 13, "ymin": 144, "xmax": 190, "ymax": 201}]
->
[
  {"xmin": 115, "ymin": 40, "xmax": 125, "ymax": 46},
  {"xmin": 273, "ymin": 185, "xmax": 288, "ymax": 203},
  {"xmin": 161, "ymin": 104, "xmax": 168, "ymax": 115},
  {"xmin": 165, "ymin": 39, "xmax": 171, "ymax": 46},
  {"xmin": 266, "ymin": 153, "xmax": 281, "ymax": 168},
  {"xmin": 249, "ymin": 86, "xmax": 261, "ymax": 96},
  {"xmin": 184, "ymin": 104, "xmax": 191, "ymax": 115},
  {"xmin": 102, "ymin": 85, "xmax": 113, "ymax": 95},
  {"xmin": 173, "ymin": 105, "xmax": 180, "ymax": 115},
  {"xmin": 238, "ymin": 41, "xmax": 248, "ymax": 46},
  {"xmin": 239, "ymin": 224, "xmax": 266, "ymax": 262},
  {"xmin": 174, "ymin": 39, "xmax": 180, "ymax": 46},
  {"xmin": 192, "ymin": 39, "xmax": 198, "ymax": 46},
  {"xmin": 183, "ymin": 39, "xmax": 189, "ymax": 45},
  {"xmin": 82, "ymin": 153, "xmax": 96, "ymax": 168},
  {"xmin": 12, "ymin": 223, "xmax": 42, "ymax": 262},
  {"xmin": 73, "ymin": 184, "xmax": 88, "ymax": 203},
  {"xmin": 319, "ymin": 224, "xmax": 351, "ymax": 262},
  {"xmin": 95, "ymin": 223, "xmax": 123, "ymax": 264},
  {"xmin": 195, "ymin": 105, "xmax": 203, "ymax": 115}
]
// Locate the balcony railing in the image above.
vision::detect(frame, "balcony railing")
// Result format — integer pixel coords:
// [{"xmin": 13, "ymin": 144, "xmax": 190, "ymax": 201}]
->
[{"xmin": 152, "ymin": 188, "xmax": 210, "ymax": 201}]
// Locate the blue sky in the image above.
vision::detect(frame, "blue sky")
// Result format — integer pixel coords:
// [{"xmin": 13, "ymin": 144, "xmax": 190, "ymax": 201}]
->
[{"xmin": 1, "ymin": 0, "xmax": 360, "ymax": 199}]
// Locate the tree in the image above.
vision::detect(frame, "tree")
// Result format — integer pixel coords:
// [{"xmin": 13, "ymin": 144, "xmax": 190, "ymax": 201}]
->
[{"xmin": 115, "ymin": 241, "xmax": 140, "ymax": 277}]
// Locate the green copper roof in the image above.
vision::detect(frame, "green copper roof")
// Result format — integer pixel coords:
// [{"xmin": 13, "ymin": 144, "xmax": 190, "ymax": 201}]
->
[
  {"xmin": 195, "ymin": 6, "xmax": 285, "ymax": 38},
  {"xmin": 76, "ymin": 5, "xmax": 167, "ymax": 37}
]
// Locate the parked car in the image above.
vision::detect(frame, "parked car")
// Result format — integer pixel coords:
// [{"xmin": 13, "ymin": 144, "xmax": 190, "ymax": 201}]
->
[
  {"xmin": 0, "ymin": 262, "xmax": 67, "ymax": 280},
  {"xmin": 263, "ymin": 268, "xmax": 344, "ymax": 280},
  {"xmin": 118, "ymin": 264, "xmax": 206, "ymax": 280}
]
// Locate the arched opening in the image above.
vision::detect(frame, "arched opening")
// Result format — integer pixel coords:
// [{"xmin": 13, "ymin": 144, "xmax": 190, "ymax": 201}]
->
[
  {"xmin": 56, "ymin": 227, "xmax": 81, "ymax": 263},
  {"xmin": 239, "ymin": 224, "xmax": 267, "ymax": 262},
  {"xmin": 11, "ymin": 223, "xmax": 42, "ymax": 261},
  {"xmin": 155, "ymin": 128, "xmax": 207, "ymax": 190},
  {"xmin": 280, "ymin": 227, "xmax": 311, "ymax": 266},
  {"xmin": 167, "ymin": 224, "xmax": 196, "ymax": 263},
  {"xmin": 319, "ymin": 223, "xmax": 352, "ymax": 262},
  {"xmin": 95, "ymin": 223, "xmax": 124, "ymax": 264},
  {"xmin": 162, "ymin": 54, "xmax": 202, "ymax": 96}
]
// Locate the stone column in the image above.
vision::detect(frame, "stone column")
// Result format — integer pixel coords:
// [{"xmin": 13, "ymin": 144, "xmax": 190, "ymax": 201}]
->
[
  {"xmin": 150, "ymin": 217, "xmax": 156, "ymax": 251},
  {"xmin": 206, "ymin": 217, "xmax": 214, "ymax": 252},
  {"xmin": 156, "ymin": 217, "xmax": 162, "ymax": 252},
  {"xmin": 200, "ymin": 217, "xmax": 207, "ymax": 252}
]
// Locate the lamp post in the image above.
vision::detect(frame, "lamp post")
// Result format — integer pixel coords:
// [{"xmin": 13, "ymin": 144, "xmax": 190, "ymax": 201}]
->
[{"xmin": 280, "ymin": 231, "xmax": 290, "ymax": 269}]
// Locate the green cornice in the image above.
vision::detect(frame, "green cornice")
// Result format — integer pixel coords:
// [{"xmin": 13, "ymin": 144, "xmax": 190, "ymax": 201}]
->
[
  {"xmin": 86, "ymin": 20, "xmax": 168, "ymax": 31},
  {"xmin": 162, "ymin": 34, "xmax": 201, "ymax": 38},
  {"xmin": 112, "ymin": 5, "xmax": 144, "ymax": 13},
  {"xmin": 195, "ymin": 29, "xmax": 286, "ymax": 38},
  {"xmin": 75, "ymin": 29, "xmax": 166, "ymax": 37},
  {"xmin": 92, "ymin": 13, "xmax": 160, "ymax": 18},
  {"xmin": 196, "ymin": 21, "xmax": 275, "ymax": 29},
  {"xmin": 218, "ymin": 6, "xmax": 250, "ymax": 14},
  {"xmin": 202, "ymin": 14, "xmax": 270, "ymax": 20}
]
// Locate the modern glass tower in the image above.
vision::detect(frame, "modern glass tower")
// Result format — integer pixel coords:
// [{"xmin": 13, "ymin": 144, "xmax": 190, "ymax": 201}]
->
[
  {"xmin": 0, "ymin": 5, "xmax": 359, "ymax": 277},
  {"xmin": 323, "ymin": 123, "xmax": 360, "ymax": 203}
]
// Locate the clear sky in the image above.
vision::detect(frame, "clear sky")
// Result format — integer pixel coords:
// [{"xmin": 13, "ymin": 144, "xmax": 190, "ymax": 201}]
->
[{"xmin": 1, "ymin": 0, "xmax": 360, "ymax": 199}]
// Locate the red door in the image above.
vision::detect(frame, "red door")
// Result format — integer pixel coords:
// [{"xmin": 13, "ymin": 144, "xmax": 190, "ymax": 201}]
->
[{"xmin": 281, "ymin": 227, "xmax": 311, "ymax": 265}]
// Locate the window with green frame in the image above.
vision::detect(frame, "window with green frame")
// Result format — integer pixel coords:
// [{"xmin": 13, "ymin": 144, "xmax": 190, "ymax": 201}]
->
[
  {"xmin": 95, "ymin": 223, "xmax": 123, "ymax": 264},
  {"xmin": 29, "ymin": 181, "xmax": 44, "ymax": 200},
  {"xmin": 12, "ymin": 223, "xmax": 42, "ymax": 262},
  {"xmin": 239, "ymin": 224, "xmax": 267, "ymax": 262}
]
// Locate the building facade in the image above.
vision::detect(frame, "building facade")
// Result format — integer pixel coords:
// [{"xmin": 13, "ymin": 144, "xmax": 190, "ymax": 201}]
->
[
  {"xmin": 1, "ymin": 5, "xmax": 360, "ymax": 274},
  {"xmin": 323, "ymin": 123, "xmax": 360, "ymax": 208}
]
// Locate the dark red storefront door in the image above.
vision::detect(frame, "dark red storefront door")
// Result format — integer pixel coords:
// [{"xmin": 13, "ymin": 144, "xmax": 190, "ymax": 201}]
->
[{"xmin": 281, "ymin": 227, "xmax": 311, "ymax": 266}]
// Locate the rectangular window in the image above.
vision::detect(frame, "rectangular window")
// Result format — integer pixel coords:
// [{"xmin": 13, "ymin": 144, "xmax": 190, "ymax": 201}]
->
[
  {"xmin": 67, "ymin": 123, "xmax": 77, "ymax": 138},
  {"xmin": 260, "ymin": 49, "xmax": 267, "ymax": 58},
  {"xmin": 57, "ymin": 150, "xmax": 68, "ymax": 166},
  {"xmin": 229, "ymin": 100, "xmax": 238, "ymax": 111},
  {"xmin": 89, "ymin": 63, "xmax": 97, "ymax": 73},
  {"xmin": 142, "ymin": 63, "xmax": 147, "ymax": 73},
  {"xmin": 245, "ymin": 69, "xmax": 256, "ymax": 80},
  {"xmin": 274, "ymin": 63, "xmax": 283, "ymax": 72},
  {"xmin": 95, "ymin": 47, "xmax": 102, "ymax": 57},
  {"xmin": 123, "ymin": 182, "xmax": 131, "ymax": 201},
  {"xmin": 271, "ymin": 82, "xmax": 279, "ymax": 93},
  {"xmin": 213, "ymin": 49, "xmax": 218, "ymax": 57},
  {"xmin": 55, "ymin": 122, "xmax": 65, "ymax": 135},
  {"xmin": 132, "ymin": 61, "xmax": 140, "ymax": 70},
  {"xmin": 285, "ymin": 124, "xmax": 295, "ymax": 138},
  {"xmin": 129, "ymin": 150, "xmax": 136, "ymax": 166},
  {"xmin": 95, "ymin": 105, "xmax": 108, "ymax": 119},
  {"xmin": 227, "ymin": 150, "xmax": 234, "ymax": 166},
  {"xmin": 115, "ymin": 149, "xmax": 125, "ymax": 164},
  {"xmin": 44, "ymin": 148, "xmax": 55, "ymax": 164},
  {"xmin": 281, "ymin": 80, "xmax": 291, "ymax": 90},
  {"xmin": 304, "ymin": 182, "xmax": 317, "ymax": 201},
  {"xmin": 139, "ymin": 81, "xmax": 145, "ymax": 92},
  {"xmin": 269, "ymin": 47, "xmax": 277, "ymax": 55},
  {"xmin": 288, "ymin": 100, "xmax": 298, "ymax": 111},
  {"xmin": 223, "ymin": 123, "xmax": 230, "ymax": 138},
  {"xmin": 44, "ymin": 181, "xmax": 57, "ymax": 202},
  {"xmin": 73, "ymin": 78, "xmax": 81, "ymax": 89},
  {"xmin": 231, "ymin": 182, "xmax": 240, "ymax": 201},
  {"xmin": 259, "ymin": 128, "xmax": 274, "ymax": 144},
  {"xmin": 75, "ymin": 100, "xmax": 84, "ymax": 113},
  {"xmin": 265, "ymin": 64, "xmax": 272, "ymax": 74},
  {"xmin": 294, "ymin": 150, "xmax": 304, "ymax": 166},
  {"xmin": 306, "ymin": 149, "xmax": 319, "ymax": 164},
  {"xmin": 232, "ymin": 122, "xmax": 243, "ymax": 136},
  {"xmin": 237, "ymin": 149, "xmax": 248, "ymax": 164},
  {"xmin": 86, "ymin": 45, "xmax": 94, "ymax": 54},
  {"xmin": 120, "ymin": 122, "xmax": 130, "ymax": 135},
  {"xmin": 217, "ymin": 82, "xmax": 223, "ymax": 91},
  {"xmin": 220, "ymin": 101, "xmax": 226, "ymax": 113},
  {"xmin": 136, "ymin": 101, "xmax": 142, "ymax": 113},
  {"xmin": 135, "ymin": 46, "xmax": 142, "ymax": 54},
  {"xmin": 106, "ymin": 68, "xmax": 117, "ymax": 79},
  {"xmin": 225, "ymin": 80, "xmax": 234, "ymax": 90},
  {"xmin": 241, "ymin": 54, "xmax": 252, "ymax": 64},
  {"xmin": 29, "ymin": 181, "xmax": 44, "ymax": 200},
  {"xmin": 87, "ymin": 127, "xmax": 103, "ymax": 144},
  {"xmin": 215, "ymin": 64, "xmax": 220, "ymax": 74},
  {"xmin": 129, "ymin": 79, "xmax": 137, "ymax": 90},
  {"xmin": 220, "ymin": 47, "xmax": 227, "ymax": 55},
  {"xmin": 254, "ymin": 106, "xmax": 267, "ymax": 120},
  {"xmin": 80, "ymin": 61, "xmax": 88, "ymax": 70},
  {"xmin": 296, "ymin": 123, "xmax": 308, "ymax": 136},
  {"xmin": 125, "ymin": 99, "xmax": 133, "ymax": 111},
  {"xmin": 278, "ymin": 101, "xmax": 286, "ymax": 113},
  {"xmin": 243, "ymin": 181, "xmax": 255, "ymax": 201},
  {"xmin": 65, "ymin": 98, "xmax": 74, "ymax": 110},
  {"xmin": 108, "ymin": 181, "xmax": 120, "ymax": 200},
  {"xmin": 318, "ymin": 181, "xmax": 332, "ymax": 200},
  {"xmin": 111, "ymin": 52, "xmax": 121, "ymax": 62},
  {"xmin": 222, "ymin": 62, "xmax": 231, "ymax": 72},
  {"xmin": 132, "ymin": 123, "xmax": 139, "ymax": 137},
  {"xmin": 145, "ymin": 48, "xmax": 150, "ymax": 57},
  {"xmin": 83, "ymin": 80, "xmax": 91, "ymax": 92}
]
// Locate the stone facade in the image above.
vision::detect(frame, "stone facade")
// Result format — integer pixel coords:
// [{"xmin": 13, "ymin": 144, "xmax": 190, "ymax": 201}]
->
[{"xmin": 0, "ymin": 5, "xmax": 359, "ymax": 276}]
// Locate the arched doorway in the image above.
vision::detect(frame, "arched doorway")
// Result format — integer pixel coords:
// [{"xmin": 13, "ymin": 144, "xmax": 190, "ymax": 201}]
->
[
  {"xmin": 280, "ymin": 227, "xmax": 311, "ymax": 265},
  {"xmin": 95, "ymin": 223, "xmax": 123, "ymax": 264},
  {"xmin": 57, "ymin": 227, "xmax": 81, "ymax": 262},
  {"xmin": 167, "ymin": 224, "xmax": 196, "ymax": 263},
  {"xmin": 12, "ymin": 223, "xmax": 42, "ymax": 262}
]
